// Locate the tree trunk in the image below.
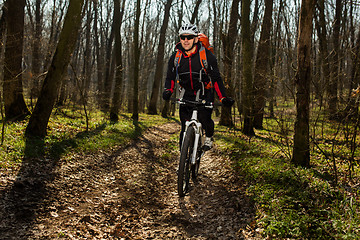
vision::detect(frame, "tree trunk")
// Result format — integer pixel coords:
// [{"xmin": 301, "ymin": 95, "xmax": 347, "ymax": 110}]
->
[
  {"xmin": 253, "ymin": 0, "xmax": 273, "ymax": 129},
  {"xmin": 0, "ymin": 3, "xmax": 6, "ymax": 42},
  {"xmin": 344, "ymin": 24, "xmax": 360, "ymax": 118},
  {"xmin": 93, "ymin": 0, "xmax": 104, "ymax": 108},
  {"xmin": 190, "ymin": 0, "xmax": 202, "ymax": 24},
  {"xmin": 0, "ymin": 4, "xmax": 7, "ymax": 86},
  {"xmin": 82, "ymin": 0, "xmax": 92, "ymax": 100},
  {"xmin": 161, "ymin": 100, "xmax": 170, "ymax": 118},
  {"xmin": 148, "ymin": 0, "xmax": 173, "ymax": 115},
  {"xmin": 127, "ymin": 35, "xmax": 133, "ymax": 113},
  {"xmin": 292, "ymin": 0, "xmax": 315, "ymax": 167},
  {"xmin": 45, "ymin": 0, "xmax": 66, "ymax": 70},
  {"xmin": 268, "ymin": 0, "xmax": 283, "ymax": 118},
  {"xmin": 161, "ymin": 0, "xmax": 184, "ymax": 117},
  {"xmin": 3, "ymin": 0, "xmax": 29, "ymax": 121},
  {"xmin": 219, "ymin": 0, "xmax": 240, "ymax": 127},
  {"xmin": 250, "ymin": 0, "xmax": 260, "ymax": 44},
  {"xmin": 315, "ymin": 0, "xmax": 330, "ymax": 108},
  {"xmin": 30, "ymin": 0, "xmax": 42, "ymax": 107},
  {"xmin": 25, "ymin": 0, "xmax": 85, "ymax": 137},
  {"xmin": 328, "ymin": 0, "xmax": 342, "ymax": 119},
  {"xmin": 101, "ymin": 24, "xmax": 115, "ymax": 112},
  {"xmin": 211, "ymin": 0, "xmax": 218, "ymax": 51},
  {"xmin": 241, "ymin": 0, "xmax": 255, "ymax": 136},
  {"xmin": 110, "ymin": 0, "xmax": 126, "ymax": 121},
  {"xmin": 132, "ymin": 0, "xmax": 141, "ymax": 122}
]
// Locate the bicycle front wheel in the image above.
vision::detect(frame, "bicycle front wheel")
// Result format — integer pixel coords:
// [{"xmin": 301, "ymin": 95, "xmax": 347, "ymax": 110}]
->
[
  {"xmin": 191, "ymin": 153, "xmax": 201, "ymax": 181},
  {"xmin": 177, "ymin": 126, "xmax": 195, "ymax": 197}
]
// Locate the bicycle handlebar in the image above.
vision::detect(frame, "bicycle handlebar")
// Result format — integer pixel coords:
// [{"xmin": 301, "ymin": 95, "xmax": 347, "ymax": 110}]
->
[{"xmin": 170, "ymin": 97, "xmax": 222, "ymax": 108}]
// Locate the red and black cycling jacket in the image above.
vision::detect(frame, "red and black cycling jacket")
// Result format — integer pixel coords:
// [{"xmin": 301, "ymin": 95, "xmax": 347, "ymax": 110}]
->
[{"xmin": 164, "ymin": 42, "xmax": 227, "ymax": 102}]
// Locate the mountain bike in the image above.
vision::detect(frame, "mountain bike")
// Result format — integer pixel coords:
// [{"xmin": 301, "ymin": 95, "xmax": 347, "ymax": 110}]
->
[{"xmin": 175, "ymin": 96, "xmax": 216, "ymax": 197}]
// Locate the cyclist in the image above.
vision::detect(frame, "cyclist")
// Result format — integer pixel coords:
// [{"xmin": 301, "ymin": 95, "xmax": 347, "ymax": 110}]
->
[{"xmin": 162, "ymin": 23, "xmax": 234, "ymax": 150}]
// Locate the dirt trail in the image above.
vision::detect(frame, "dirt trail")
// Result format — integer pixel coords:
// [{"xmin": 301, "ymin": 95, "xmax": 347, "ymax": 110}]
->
[{"xmin": 0, "ymin": 122, "xmax": 256, "ymax": 239}]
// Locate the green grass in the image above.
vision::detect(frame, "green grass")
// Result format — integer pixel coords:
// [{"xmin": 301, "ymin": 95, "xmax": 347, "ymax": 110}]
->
[
  {"xmin": 2, "ymin": 102, "xmax": 359, "ymax": 239},
  {"xmin": 161, "ymin": 133, "xmax": 179, "ymax": 162},
  {"xmin": 0, "ymin": 107, "xmax": 174, "ymax": 168},
  {"xmin": 215, "ymin": 109, "xmax": 360, "ymax": 239}
]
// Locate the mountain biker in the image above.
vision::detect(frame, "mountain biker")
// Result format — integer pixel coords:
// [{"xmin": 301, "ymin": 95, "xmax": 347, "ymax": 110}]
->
[{"xmin": 162, "ymin": 23, "xmax": 234, "ymax": 150}]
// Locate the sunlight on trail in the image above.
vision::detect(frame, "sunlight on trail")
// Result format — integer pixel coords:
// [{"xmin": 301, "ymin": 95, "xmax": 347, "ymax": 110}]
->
[{"xmin": 0, "ymin": 122, "xmax": 257, "ymax": 239}]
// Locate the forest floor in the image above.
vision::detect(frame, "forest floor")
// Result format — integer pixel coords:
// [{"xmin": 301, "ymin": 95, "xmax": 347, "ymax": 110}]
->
[{"xmin": 0, "ymin": 122, "xmax": 258, "ymax": 239}]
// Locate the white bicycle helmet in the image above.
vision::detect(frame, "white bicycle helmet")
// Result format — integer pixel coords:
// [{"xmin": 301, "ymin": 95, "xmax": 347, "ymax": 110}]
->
[{"xmin": 178, "ymin": 23, "xmax": 199, "ymax": 36}]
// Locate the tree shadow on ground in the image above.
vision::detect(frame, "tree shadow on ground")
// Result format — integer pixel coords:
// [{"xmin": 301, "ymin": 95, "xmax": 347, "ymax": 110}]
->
[
  {"xmin": 173, "ymin": 147, "xmax": 256, "ymax": 239},
  {"xmin": 164, "ymin": 116, "xmax": 181, "ymax": 125},
  {"xmin": 176, "ymin": 180, "xmax": 255, "ymax": 239},
  {"xmin": 216, "ymin": 132, "xmax": 343, "ymax": 238},
  {"xmin": 0, "ymin": 123, "xmax": 109, "ymax": 239}
]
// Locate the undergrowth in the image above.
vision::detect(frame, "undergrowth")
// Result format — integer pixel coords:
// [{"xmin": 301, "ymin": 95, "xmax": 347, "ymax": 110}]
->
[
  {"xmin": 0, "ymin": 107, "xmax": 172, "ymax": 168},
  {"xmin": 215, "ymin": 104, "xmax": 360, "ymax": 239},
  {"xmin": 2, "ymin": 102, "xmax": 359, "ymax": 239}
]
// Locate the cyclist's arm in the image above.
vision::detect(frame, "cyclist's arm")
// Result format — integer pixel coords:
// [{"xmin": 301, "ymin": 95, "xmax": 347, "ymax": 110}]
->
[
  {"xmin": 164, "ymin": 53, "xmax": 176, "ymax": 93},
  {"xmin": 206, "ymin": 51, "xmax": 228, "ymax": 101}
]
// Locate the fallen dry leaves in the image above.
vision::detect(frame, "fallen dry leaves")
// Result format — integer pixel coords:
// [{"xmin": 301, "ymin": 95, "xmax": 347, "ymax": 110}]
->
[{"xmin": 0, "ymin": 122, "xmax": 260, "ymax": 239}]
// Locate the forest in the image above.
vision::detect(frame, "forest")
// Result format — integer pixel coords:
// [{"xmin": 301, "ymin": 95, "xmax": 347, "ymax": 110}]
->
[{"xmin": 0, "ymin": 0, "xmax": 360, "ymax": 239}]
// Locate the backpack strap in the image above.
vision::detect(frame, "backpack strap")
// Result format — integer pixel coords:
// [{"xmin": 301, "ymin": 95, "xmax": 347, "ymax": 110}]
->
[
  {"xmin": 199, "ymin": 45, "xmax": 208, "ymax": 74},
  {"xmin": 174, "ymin": 50, "xmax": 182, "ymax": 83},
  {"xmin": 174, "ymin": 46, "xmax": 213, "ymax": 97},
  {"xmin": 175, "ymin": 46, "xmax": 208, "ymax": 75},
  {"xmin": 199, "ymin": 45, "xmax": 213, "ymax": 90},
  {"xmin": 173, "ymin": 50, "xmax": 184, "ymax": 98}
]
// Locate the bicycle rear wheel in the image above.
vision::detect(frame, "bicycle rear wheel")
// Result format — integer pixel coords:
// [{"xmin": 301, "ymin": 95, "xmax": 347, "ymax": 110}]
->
[{"xmin": 178, "ymin": 126, "xmax": 195, "ymax": 197}]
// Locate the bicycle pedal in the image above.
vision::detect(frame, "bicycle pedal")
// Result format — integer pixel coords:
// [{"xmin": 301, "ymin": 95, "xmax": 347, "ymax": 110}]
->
[{"xmin": 202, "ymin": 145, "xmax": 211, "ymax": 151}]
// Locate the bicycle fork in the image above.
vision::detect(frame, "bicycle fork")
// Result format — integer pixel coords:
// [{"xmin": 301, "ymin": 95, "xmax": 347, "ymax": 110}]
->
[
  {"xmin": 182, "ymin": 109, "xmax": 202, "ymax": 166},
  {"xmin": 191, "ymin": 131, "xmax": 200, "ymax": 165}
]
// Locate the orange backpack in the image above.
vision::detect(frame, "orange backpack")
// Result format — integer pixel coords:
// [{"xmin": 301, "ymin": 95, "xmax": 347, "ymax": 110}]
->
[{"xmin": 198, "ymin": 33, "xmax": 214, "ymax": 54}]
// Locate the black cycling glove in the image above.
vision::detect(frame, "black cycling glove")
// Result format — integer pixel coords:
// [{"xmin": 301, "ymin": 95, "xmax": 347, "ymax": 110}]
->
[
  {"xmin": 221, "ymin": 97, "xmax": 235, "ymax": 107},
  {"xmin": 162, "ymin": 89, "xmax": 172, "ymax": 101}
]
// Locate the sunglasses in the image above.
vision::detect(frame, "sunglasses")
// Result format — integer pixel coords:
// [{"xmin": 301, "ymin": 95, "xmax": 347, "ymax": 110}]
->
[{"xmin": 180, "ymin": 35, "xmax": 196, "ymax": 40}]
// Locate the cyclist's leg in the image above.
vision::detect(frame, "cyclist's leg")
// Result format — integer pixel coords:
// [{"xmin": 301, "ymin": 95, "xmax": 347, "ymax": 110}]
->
[
  {"xmin": 198, "ymin": 107, "xmax": 214, "ymax": 150},
  {"xmin": 198, "ymin": 107, "xmax": 214, "ymax": 137}
]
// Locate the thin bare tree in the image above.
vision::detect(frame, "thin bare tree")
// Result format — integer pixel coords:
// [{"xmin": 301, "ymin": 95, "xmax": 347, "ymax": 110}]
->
[
  {"xmin": 148, "ymin": 0, "xmax": 173, "ymax": 115},
  {"xmin": 190, "ymin": 0, "xmax": 202, "ymax": 24},
  {"xmin": 219, "ymin": 0, "xmax": 240, "ymax": 127},
  {"xmin": 241, "ymin": 0, "xmax": 255, "ymax": 136},
  {"xmin": 328, "ymin": 0, "xmax": 342, "ymax": 119},
  {"xmin": 26, "ymin": 0, "xmax": 85, "ymax": 137},
  {"xmin": 292, "ymin": 0, "xmax": 315, "ymax": 167},
  {"xmin": 29, "ymin": 0, "xmax": 43, "ymax": 108},
  {"xmin": 110, "ymin": 0, "xmax": 126, "ymax": 121},
  {"xmin": 253, "ymin": 0, "xmax": 274, "ymax": 129},
  {"xmin": 315, "ymin": 0, "xmax": 330, "ymax": 107},
  {"xmin": 132, "ymin": 0, "xmax": 141, "ymax": 122}
]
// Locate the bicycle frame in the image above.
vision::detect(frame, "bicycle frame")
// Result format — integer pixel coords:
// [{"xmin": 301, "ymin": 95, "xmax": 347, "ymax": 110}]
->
[
  {"xmin": 175, "ymin": 90, "xmax": 217, "ymax": 196},
  {"xmin": 182, "ymin": 110, "xmax": 203, "ymax": 165},
  {"xmin": 178, "ymin": 90, "xmax": 210, "ymax": 166}
]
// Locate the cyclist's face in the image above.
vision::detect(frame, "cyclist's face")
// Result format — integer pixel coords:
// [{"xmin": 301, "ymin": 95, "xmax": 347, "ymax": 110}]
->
[{"xmin": 180, "ymin": 34, "xmax": 198, "ymax": 51}]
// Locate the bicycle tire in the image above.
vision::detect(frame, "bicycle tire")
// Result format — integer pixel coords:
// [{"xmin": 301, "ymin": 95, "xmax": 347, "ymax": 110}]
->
[
  {"xmin": 192, "ymin": 128, "xmax": 206, "ymax": 180},
  {"xmin": 178, "ymin": 126, "xmax": 195, "ymax": 197},
  {"xmin": 191, "ymin": 157, "xmax": 200, "ymax": 181},
  {"xmin": 191, "ymin": 138, "xmax": 203, "ymax": 181}
]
